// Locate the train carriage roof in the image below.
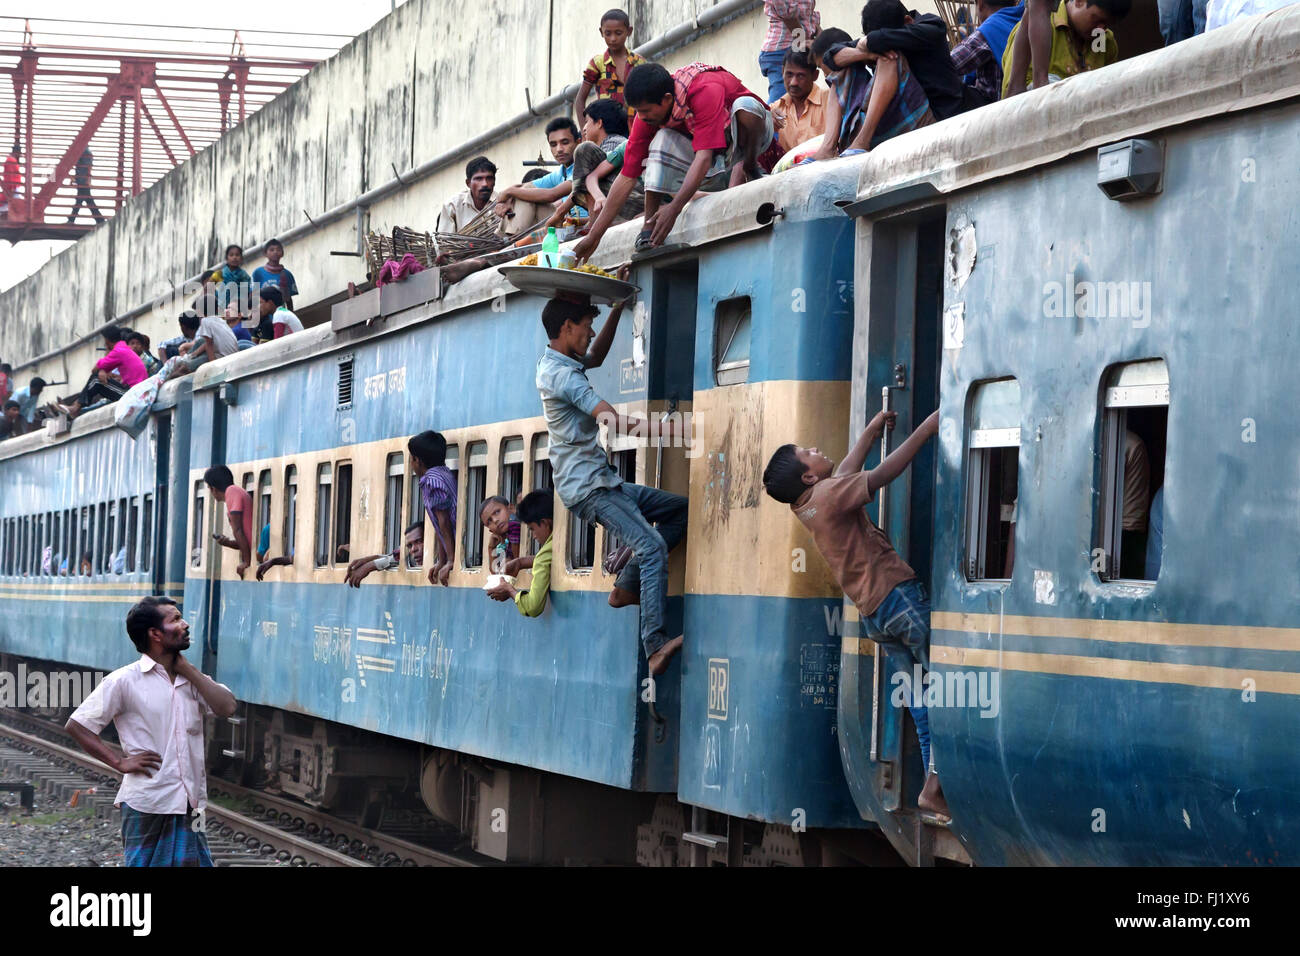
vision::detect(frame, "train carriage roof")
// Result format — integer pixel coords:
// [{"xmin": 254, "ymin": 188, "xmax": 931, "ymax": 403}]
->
[{"xmin": 849, "ymin": 6, "xmax": 1300, "ymax": 215}]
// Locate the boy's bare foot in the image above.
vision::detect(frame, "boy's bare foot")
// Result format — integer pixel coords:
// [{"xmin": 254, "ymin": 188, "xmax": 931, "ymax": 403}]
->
[
  {"xmin": 648, "ymin": 635, "xmax": 683, "ymax": 676},
  {"xmin": 608, "ymin": 586, "xmax": 638, "ymax": 608},
  {"xmin": 918, "ymin": 772, "xmax": 951, "ymax": 822}
]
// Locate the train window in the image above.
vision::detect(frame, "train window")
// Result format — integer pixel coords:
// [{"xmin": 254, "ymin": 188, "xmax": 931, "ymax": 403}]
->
[
  {"xmin": 334, "ymin": 462, "xmax": 353, "ymax": 566},
  {"xmin": 126, "ymin": 497, "xmax": 139, "ymax": 573},
  {"xmin": 337, "ymin": 354, "xmax": 354, "ymax": 409},
  {"xmin": 714, "ymin": 296, "xmax": 752, "ymax": 386},
  {"xmin": 314, "ymin": 463, "xmax": 333, "ymax": 568},
  {"xmin": 463, "ymin": 442, "xmax": 487, "ymax": 569},
  {"xmin": 384, "ymin": 453, "xmax": 405, "ymax": 558},
  {"xmin": 603, "ymin": 449, "xmax": 637, "ymax": 563},
  {"xmin": 257, "ymin": 470, "xmax": 273, "ymax": 556},
  {"xmin": 407, "ymin": 462, "xmax": 424, "ymax": 569},
  {"xmin": 567, "ymin": 510, "xmax": 596, "ymax": 572},
  {"xmin": 99, "ymin": 502, "xmax": 112, "ymax": 574},
  {"xmin": 1098, "ymin": 359, "xmax": 1168, "ymax": 583},
  {"xmin": 113, "ymin": 498, "xmax": 128, "ymax": 574},
  {"xmin": 141, "ymin": 495, "xmax": 154, "ymax": 574},
  {"xmin": 48, "ymin": 511, "xmax": 60, "ymax": 575},
  {"xmin": 964, "ymin": 379, "xmax": 1021, "ymax": 582},
  {"xmin": 283, "ymin": 465, "xmax": 298, "ymax": 567},
  {"xmin": 500, "ymin": 437, "xmax": 524, "ymax": 508},
  {"xmin": 529, "ymin": 436, "xmax": 552, "ymax": 556},
  {"xmin": 80, "ymin": 505, "xmax": 93, "ymax": 575},
  {"xmin": 191, "ymin": 483, "xmax": 205, "ymax": 569}
]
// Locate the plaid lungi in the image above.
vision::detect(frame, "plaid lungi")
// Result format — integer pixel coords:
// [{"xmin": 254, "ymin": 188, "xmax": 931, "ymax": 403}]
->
[
  {"xmin": 569, "ymin": 141, "xmax": 645, "ymax": 222},
  {"xmin": 643, "ymin": 96, "xmax": 776, "ymax": 197},
  {"xmin": 121, "ymin": 802, "xmax": 214, "ymax": 867},
  {"xmin": 862, "ymin": 58, "xmax": 935, "ymax": 150}
]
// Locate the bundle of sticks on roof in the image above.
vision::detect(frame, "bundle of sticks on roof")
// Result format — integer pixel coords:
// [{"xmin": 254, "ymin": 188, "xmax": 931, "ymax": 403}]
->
[
  {"xmin": 433, "ymin": 203, "xmax": 514, "ymax": 262},
  {"xmin": 365, "ymin": 226, "xmax": 439, "ymax": 276}
]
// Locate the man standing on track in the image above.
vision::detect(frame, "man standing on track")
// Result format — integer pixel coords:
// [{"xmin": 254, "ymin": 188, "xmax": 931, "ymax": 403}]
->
[{"xmin": 66, "ymin": 596, "xmax": 237, "ymax": 867}]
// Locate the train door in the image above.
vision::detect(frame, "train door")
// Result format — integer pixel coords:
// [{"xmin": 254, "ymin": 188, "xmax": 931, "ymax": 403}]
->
[{"xmin": 839, "ymin": 208, "xmax": 948, "ymax": 864}]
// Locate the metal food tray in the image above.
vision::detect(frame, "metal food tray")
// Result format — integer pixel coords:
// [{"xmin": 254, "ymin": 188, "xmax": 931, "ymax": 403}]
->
[{"xmin": 497, "ymin": 265, "xmax": 638, "ymax": 305}]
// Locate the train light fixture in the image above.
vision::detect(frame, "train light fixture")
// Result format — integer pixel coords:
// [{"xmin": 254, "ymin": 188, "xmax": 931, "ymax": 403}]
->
[{"xmin": 1097, "ymin": 139, "xmax": 1164, "ymax": 201}]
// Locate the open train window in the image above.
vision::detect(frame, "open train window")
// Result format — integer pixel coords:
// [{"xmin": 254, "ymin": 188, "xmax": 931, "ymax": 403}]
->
[
  {"xmin": 80, "ymin": 506, "xmax": 92, "ymax": 575},
  {"xmin": 528, "ymin": 436, "xmax": 552, "ymax": 556},
  {"xmin": 500, "ymin": 438, "xmax": 524, "ymax": 508},
  {"xmin": 603, "ymin": 449, "xmax": 638, "ymax": 562},
  {"xmin": 965, "ymin": 379, "xmax": 1021, "ymax": 582},
  {"xmin": 191, "ymin": 484, "xmax": 204, "ymax": 569},
  {"xmin": 334, "ymin": 462, "xmax": 353, "ymax": 567},
  {"xmin": 407, "ymin": 461, "xmax": 423, "ymax": 569},
  {"xmin": 127, "ymin": 497, "xmax": 139, "ymax": 573},
  {"xmin": 99, "ymin": 502, "xmax": 113, "ymax": 574},
  {"xmin": 314, "ymin": 463, "xmax": 332, "ymax": 568},
  {"xmin": 714, "ymin": 296, "xmax": 752, "ymax": 386},
  {"xmin": 384, "ymin": 453, "xmax": 405, "ymax": 558},
  {"xmin": 1098, "ymin": 359, "xmax": 1167, "ymax": 583},
  {"xmin": 49, "ymin": 511, "xmax": 60, "ymax": 575},
  {"xmin": 463, "ymin": 442, "xmax": 487, "ymax": 569},
  {"xmin": 283, "ymin": 465, "xmax": 298, "ymax": 567},
  {"xmin": 142, "ymin": 495, "xmax": 154, "ymax": 574},
  {"xmin": 257, "ymin": 470, "xmax": 273, "ymax": 558}
]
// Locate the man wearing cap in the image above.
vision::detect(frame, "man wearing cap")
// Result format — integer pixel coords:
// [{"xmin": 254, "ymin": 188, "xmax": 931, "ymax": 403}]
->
[{"xmin": 535, "ymin": 292, "xmax": 688, "ymax": 676}]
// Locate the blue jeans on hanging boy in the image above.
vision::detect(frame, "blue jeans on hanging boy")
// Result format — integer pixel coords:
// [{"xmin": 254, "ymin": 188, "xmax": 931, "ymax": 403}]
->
[
  {"xmin": 864, "ymin": 577, "xmax": 932, "ymax": 772},
  {"xmin": 571, "ymin": 482, "xmax": 688, "ymax": 658}
]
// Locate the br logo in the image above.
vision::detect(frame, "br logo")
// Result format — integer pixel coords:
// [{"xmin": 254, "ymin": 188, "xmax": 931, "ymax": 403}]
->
[{"xmin": 707, "ymin": 658, "xmax": 729, "ymax": 721}]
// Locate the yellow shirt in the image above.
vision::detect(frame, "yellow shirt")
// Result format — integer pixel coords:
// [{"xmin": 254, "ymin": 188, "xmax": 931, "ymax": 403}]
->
[
  {"xmin": 770, "ymin": 83, "xmax": 828, "ymax": 154},
  {"xmin": 514, "ymin": 536, "xmax": 552, "ymax": 618},
  {"xmin": 1001, "ymin": 1, "xmax": 1118, "ymax": 99}
]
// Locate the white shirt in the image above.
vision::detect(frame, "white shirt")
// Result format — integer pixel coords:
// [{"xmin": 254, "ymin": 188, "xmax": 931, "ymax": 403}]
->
[
  {"xmin": 273, "ymin": 306, "xmax": 303, "ymax": 336},
  {"xmin": 69, "ymin": 655, "xmax": 230, "ymax": 814},
  {"xmin": 196, "ymin": 314, "xmax": 240, "ymax": 359},
  {"xmin": 1206, "ymin": 0, "xmax": 1296, "ymax": 28}
]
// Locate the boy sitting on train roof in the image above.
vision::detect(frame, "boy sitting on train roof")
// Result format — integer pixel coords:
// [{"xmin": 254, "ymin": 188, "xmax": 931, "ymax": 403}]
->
[
  {"xmin": 345, "ymin": 521, "xmax": 424, "ymax": 588},
  {"xmin": 486, "ymin": 490, "xmax": 556, "ymax": 618},
  {"xmin": 763, "ymin": 408, "xmax": 950, "ymax": 821},
  {"xmin": 536, "ymin": 295, "xmax": 688, "ymax": 675},
  {"xmin": 410, "ymin": 430, "xmax": 458, "ymax": 587},
  {"xmin": 1000, "ymin": 0, "xmax": 1129, "ymax": 99},
  {"xmin": 573, "ymin": 61, "xmax": 778, "ymax": 260}
]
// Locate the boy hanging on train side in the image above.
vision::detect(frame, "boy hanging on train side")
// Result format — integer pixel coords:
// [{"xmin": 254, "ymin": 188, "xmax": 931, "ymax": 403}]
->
[
  {"xmin": 410, "ymin": 430, "xmax": 458, "ymax": 586},
  {"xmin": 762, "ymin": 408, "xmax": 950, "ymax": 821}
]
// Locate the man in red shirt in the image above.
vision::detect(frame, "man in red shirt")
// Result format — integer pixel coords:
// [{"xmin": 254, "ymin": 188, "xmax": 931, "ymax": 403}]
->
[
  {"xmin": 575, "ymin": 62, "xmax": 776, "ymax": 259},
  {"xmin": 205, "ymin": 465, "xmax": 254, "ymax": 579}
]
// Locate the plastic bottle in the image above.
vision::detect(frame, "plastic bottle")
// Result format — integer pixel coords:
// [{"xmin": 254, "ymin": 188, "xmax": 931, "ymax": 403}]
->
[{"xmin": 542, "ymin": 227, "xmax": 559, "ymax": 268}]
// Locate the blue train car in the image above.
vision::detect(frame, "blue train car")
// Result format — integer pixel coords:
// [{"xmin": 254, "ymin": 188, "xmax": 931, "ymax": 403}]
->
[
  {"xmin": 837, "ymin": 9, "xmax": 1300, "ymax": 864},
  {"xmin": 176, "ymin": 158, "xmax": 886, "ymax": 864},
  {"xmin": 0, "ymin": 379, "xmax": 191, "ymax": 674}
]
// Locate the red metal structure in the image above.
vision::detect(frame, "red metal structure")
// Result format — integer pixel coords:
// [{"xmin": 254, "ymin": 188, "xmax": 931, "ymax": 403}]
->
[{"xmin": 0, "ymin": 17, "xmax": 346, "ymax": 242}]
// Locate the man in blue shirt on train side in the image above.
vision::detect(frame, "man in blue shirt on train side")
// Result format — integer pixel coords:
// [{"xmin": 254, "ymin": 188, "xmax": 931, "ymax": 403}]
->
[{"xmin": 535, "ymin": 293, "xmax": 687, "ymax": 676}]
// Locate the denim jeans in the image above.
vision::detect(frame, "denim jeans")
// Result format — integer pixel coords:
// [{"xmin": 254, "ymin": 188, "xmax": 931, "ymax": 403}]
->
[
  {"xmin": 759, "ymin": 48, "xmax": 788, "ymax": 102},
  {"xmin": 864, "ymin": 578, "xmax": 932, "ymax": 773},
  {"xmin": 1158, "ymin": 0, "xmax": 1207, "ymax": 44},
  {"xmin": 572, "ymin": 482, "xmax": 688, "ymax": 657}
]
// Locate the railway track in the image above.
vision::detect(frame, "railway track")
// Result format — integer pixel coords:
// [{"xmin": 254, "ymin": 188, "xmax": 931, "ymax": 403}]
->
[
  {"xmin": 0, "ymin": 716, "xmax": 363, "ymax": 866},
  {"xmin": 0, "ymin": 709, "xmax": 486, "ymax": 867}
]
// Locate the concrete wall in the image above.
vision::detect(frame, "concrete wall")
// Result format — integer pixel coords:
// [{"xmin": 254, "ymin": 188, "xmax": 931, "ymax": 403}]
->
[{"xmin": 0, "ymin": 0, "xmax": 912, "ymax": 389}]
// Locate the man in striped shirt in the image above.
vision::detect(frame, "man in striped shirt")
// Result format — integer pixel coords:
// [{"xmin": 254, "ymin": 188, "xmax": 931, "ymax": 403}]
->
[
  {"xmin": 411, "ymin": 430, "xmax": 458, "ymax": 586},
  {"xmin": 761, "ymin": 0, "xmax": 822, "ymax": 100},
  {"xmin": 950, "ymin": 0, "xmax": 1025, "ymax": 105}
]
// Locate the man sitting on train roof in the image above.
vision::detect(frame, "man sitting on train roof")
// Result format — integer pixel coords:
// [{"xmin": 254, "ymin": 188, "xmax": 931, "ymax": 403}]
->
[
  {"xmin": 485, "ymin": 490, "xmax": 556, "ymax": 618},
  {"xmin": 158, "ymin": 313, "xmax": 201, "ymax": 362},
  {"xmin": 536, "ymin": 296, "xmax": 688, "ymax": 675},
  {"xmin": 493, "ymin": 117, "xmax": 583, "ymax": 237},
  {"xmin": 0, "ymin": 399, "xmax": 24, "ymax": 440},
  {"xmin": 345, "ymin": 521, "xmax": 424, "ymax": 588},
  {"xmin": 949, "ymin": 0, "xmax": 1025, "ymax": 107},
  {"xmin": 437, "ymin": 156, "xmax": 502, "ymax": 236},
  {"xmin": 573, "ymin": 61, "xmax": 777, "ymax": 259},
  {"xmin": 177, "ymin": 305, "xmax": 241, "ymax": 368},
  {"xmin": 763, "ymin": 409, "xmax": 950, "ymax": 821},
  {"xmin": 8, "ymin": 376, "xmax": 44, "ymax": 428},
  {"xmin": 258, "ymin": 284, "xmax": 304, "ymax": 339},
  {"xmin": 1000, "ymin": 0, "xmax": 1129, "ymax": 99},
  {"xmin": 204, "ymin": 465, "xmax": 254, "ymax": 580},
  {"xmin": 54, "ymin": 326, "xmax": 147, "ymax": 420}
]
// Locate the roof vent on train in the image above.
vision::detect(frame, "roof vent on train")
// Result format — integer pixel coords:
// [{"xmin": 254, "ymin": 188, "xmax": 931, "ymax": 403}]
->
[{"xmin": 337, "ymin": 354, "xmax": 354, "ymax": 410}]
